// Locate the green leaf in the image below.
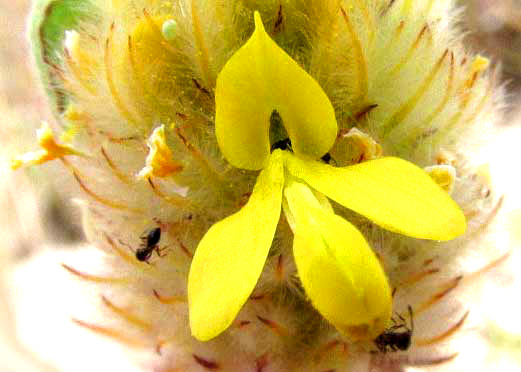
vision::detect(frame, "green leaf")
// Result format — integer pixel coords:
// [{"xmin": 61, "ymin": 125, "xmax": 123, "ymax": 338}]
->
[
  {"xmin": 188, "ymin": 151, "xmax": 284, "ymax": 341},
  {"xmin": 215, "ymin": 11, "xmax": 337, "ymax": 170},
  {"xmin": 284, "ymin": 181, "xmax": 392, "ymax": 340},
  {"xmin": 284, "ymin": 154, "xmax": 466, "ymax": 241},
  {"xmin": 29, "ymin": 0, "xmax": 97, "ymax": 116}
]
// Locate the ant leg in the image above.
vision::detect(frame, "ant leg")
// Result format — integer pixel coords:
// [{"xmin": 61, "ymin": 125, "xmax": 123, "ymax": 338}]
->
[
  {"xmin": 117, "ymin": 239, "xmax": 135, "ymax": 254},
  {"xmin": 118, "ymin": 239, "xmax": 132, "ymax": 248},
  {"xmin": 387, "ymin": 324, "xmax": 407, "ymax": 331},
  {"xmin": 156, "ymin": 244, "xmax": 171, "ymax": 258},
  {"xmin": 138, "ymin": 253, "xmax": 154, "ymax": 266}
]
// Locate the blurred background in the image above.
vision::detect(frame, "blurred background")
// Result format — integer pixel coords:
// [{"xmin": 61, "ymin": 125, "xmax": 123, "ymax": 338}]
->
[{"xmin": 0, "ymin": 0, "xmax": 520, "ymax": 371}]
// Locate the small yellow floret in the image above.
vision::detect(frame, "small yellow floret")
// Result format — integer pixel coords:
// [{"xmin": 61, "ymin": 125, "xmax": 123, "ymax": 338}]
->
[
  {"xmin": 471, "ymin": 55, "xmax": 490, "ymax": 74},
  {"xmin": 424, "ymin": 164, "xmax": 456, "ymax": 194},
  {"xmin": 344, "ymin": 128, "xmax": 382, "ymax": 160},
  {"xmin": 61, "ymin": 104, "xmax": 88, "ymax": 142},
  {"xmin": 435, "ymin": 149, "xmax": 457, "ymax": 166},
  {"xmin": 137, "ymin": 124, "xmax": 183, "ymax": 179},
  {"xmin": 63, "ymin": 103, "xmax": 87, "ymax": 123},
  {"xmin": 10, "ymin": 122, "xmax": 84, "ymax": 170},
  {"xmin": 330, "ymin": 127, "xmax": 382, "ymax": 166},
  {"xmin": 463, "ymin": 55, "xmax": 490, "ymax": 90}
]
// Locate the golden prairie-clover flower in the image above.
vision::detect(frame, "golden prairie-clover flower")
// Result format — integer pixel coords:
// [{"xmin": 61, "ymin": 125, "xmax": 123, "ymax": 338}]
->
[
  {"xmin": 11, "ymin": 0, "xmax": 508, "ymax": 371},
  {"xmin": 188, "ymin": 12, "xmax": 465, "ymax": 342}
]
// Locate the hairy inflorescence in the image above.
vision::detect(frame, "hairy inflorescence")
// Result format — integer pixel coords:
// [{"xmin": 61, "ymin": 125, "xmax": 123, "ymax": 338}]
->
[{"xmin": 13, "ymin": 0, "xmax": 509, "ymax": 371}]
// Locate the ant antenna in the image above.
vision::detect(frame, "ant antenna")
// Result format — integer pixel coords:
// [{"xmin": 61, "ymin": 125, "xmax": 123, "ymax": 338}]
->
[{"xmin": 408, "ymin": 305, "xmax": 414, "ymax": 333}]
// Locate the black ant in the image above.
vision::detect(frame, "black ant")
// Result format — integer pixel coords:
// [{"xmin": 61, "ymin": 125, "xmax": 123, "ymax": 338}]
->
[
  {"xmin": 373, "ymin": 305, "xmax": 414, "ymax": 353},
  {"xmin": 135, "ymin": 227, "xmax": 167, "ymax": 263}
]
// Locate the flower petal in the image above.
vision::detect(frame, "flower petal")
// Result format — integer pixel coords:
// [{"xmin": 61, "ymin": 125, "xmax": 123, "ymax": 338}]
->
[
  {"xmin": 10, "ymin": 121, "xmax": 85, "ymax": 170},
  {"xmin": 215, "ymin": 12, "xmax": 337, "ymax": 170},
  {"xmin": 284, "ymin": 154, "xmax": 466, "ymax": 241},
  {"xmin": 284, "ymin": 181, "xmax": 392, "ymax": 341},
  {"xmin": 137, "ymin": 125, "xmax": 183, "ymax": 179},
  {"xmin": 188, "ymin": 151, "xmax": 284, "ymax": 341}
]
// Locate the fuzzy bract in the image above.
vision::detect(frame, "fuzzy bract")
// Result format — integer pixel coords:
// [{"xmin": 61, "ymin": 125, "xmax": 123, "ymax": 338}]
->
[{"xmin": 12, "ymin": 0, "xmax": 504, "ymax": 370}]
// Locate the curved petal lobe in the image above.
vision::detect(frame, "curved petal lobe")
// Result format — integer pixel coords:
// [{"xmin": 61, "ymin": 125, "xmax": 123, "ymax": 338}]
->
[
  {"xmin": 284, "ymin": 155, "xmax": 466, "ymax": 241},
  {"xmin": 215, "ymin": 12, "xmax": 337, "ymax": 170},
  {"xmin": 284, "ymin": 181, "xmax": 392, "ymax": 340},
  {"xmin": 188, "ymin": 151, "xmax": 284, "ymax": 341}
]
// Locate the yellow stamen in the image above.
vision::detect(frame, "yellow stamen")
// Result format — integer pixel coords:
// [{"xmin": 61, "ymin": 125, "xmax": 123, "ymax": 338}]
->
[{"xmin": 424, "ymin": 164, "xmax": 456, "ymax": 193}]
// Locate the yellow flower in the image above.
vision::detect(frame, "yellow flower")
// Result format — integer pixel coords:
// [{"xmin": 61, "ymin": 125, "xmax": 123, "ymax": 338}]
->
[
  {"xmin": 137, "ymin": 124, "xmax": 183, "ymax": 179},
  {"xmin": 188, "ymin": 12, "xmax": 466, "ymax": 342},
  {"xmin": 10, "ymin": 121, "xmax": 85, "ymax": 170}
]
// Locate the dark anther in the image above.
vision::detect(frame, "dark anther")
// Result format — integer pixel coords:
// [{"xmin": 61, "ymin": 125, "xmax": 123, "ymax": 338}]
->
[
  {"xmin": 321, "ymin": 152, "xmax": 332, "ymax": 163},
  {"xmin": 271, "ymin": 138, "xmax": 292, "ymax": 152}
]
